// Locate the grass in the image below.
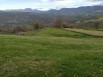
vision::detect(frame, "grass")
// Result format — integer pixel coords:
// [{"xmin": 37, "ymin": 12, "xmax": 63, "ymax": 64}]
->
[
  {"xmin": 0, "ymin": 28, "xmax": 103, "ymax": 77},
  {"xmin": 65, "ymin": 28, "xmax": 103, "ymax": 37}
]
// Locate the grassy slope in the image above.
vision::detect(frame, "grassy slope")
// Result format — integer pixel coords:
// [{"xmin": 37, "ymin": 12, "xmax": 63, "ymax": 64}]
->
[
  {"xmin": 65, "ymin": 28, "xmax": 103, "ymax": 37},
  {"xmin": 0, "ymin": 28, "xmax": 103, "ymax": 77}
]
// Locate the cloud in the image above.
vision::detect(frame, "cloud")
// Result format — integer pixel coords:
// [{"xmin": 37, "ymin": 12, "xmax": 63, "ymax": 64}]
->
[
  {"xmin": 0, "ymin": 0, "xmax": 103, "ymax": 10},
  {"xmin": 90, "ymin": 0, "xmax": 103, "ymax": 1},
  {"xmin": 87, "ymin": 0, "xmax": 103, "ymax": 3},
  {"xmin": 89, "ymin": 0, "xmax": 103, "ymax": 5}
]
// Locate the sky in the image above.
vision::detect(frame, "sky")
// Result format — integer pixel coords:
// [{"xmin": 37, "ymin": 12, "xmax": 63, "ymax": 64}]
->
[{"xmin": 0, "ymin": 0, "xmax": 103, "ymax": 10}]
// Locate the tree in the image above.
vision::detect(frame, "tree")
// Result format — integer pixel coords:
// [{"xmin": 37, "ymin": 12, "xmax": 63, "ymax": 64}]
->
[
  {"xmin": 33, "ymin": 22, "xmax": 44, "ymax": 30},
  {"xmin": 53, "ymin": 19, "xmax": 64, "ymax": 28}
]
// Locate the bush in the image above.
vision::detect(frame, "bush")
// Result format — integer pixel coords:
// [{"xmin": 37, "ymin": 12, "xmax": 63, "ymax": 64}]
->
[
  {"xmin": 62, "ymin": 23, "xmax": 73, "ymax": 28},
  {"xmin": 33, "ymin": 22, "xmax": 44, "ymax": 30},
  {"xmin": 0, "ymin": 27, "xmax": 14, "ymax": 33},
  {"xmin": 14, "ymin": 25, "xmax": 32, "ymax": 33}
]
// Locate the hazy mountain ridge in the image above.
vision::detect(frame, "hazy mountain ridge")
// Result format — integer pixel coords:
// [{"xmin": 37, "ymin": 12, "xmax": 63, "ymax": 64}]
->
[{"xmin": 3, "ymin": 6, "xmax": 103, "ymax": 14}]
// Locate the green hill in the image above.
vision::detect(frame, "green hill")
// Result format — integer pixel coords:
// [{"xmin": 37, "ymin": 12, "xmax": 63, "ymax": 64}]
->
[
  {"xmin": 75, "ymin": 17, "xmax": 103, "ymax": 29},
  {"xmin": 24, "ymin": 28, "xmax": 91, "ymax": 38},
  {"xmin": 0, "ymin": 28, "xmax": 103, "ymax": 77}
]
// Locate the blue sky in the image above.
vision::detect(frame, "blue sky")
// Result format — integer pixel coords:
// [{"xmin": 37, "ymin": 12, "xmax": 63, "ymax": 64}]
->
[{"xmin": 0, "ymin": 0, "xmax": 102, "ymax": 10}]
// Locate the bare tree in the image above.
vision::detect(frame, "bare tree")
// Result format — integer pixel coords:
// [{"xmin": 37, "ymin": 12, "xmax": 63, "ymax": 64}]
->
[
  {"xmin": 33, "ymin": 22, "xmax": 44, "ymax": 30},
  {"xmin": 53, "ymin": 19, "xmax": 64, "ymax": 28}
]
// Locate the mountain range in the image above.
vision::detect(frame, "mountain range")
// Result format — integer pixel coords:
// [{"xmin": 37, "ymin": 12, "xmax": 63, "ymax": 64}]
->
[{"xmin": 3, "ymin": 5, "xmax": 103, "ymax": 14}]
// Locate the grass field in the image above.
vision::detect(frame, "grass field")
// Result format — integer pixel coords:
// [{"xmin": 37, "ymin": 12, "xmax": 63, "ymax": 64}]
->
[
  {"xmin": 65, "ymin": 28, "xmax": 103, "ymax": 37},
  {"xmin": 0, "ymin": 28, "xmax": 103, "ymax": 77}
]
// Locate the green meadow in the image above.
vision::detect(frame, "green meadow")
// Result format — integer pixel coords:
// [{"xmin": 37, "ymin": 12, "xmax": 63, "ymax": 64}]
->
[{"xmin": 0, "ymin": 28, "xmax": 103, "ymax": 77}]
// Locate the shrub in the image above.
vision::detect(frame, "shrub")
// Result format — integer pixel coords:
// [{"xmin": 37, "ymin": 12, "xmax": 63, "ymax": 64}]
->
[
  {"xmin": 14, "ymin": 25, "xmax": 32, "ymax": 33},
  {"xmin": 33, "ymin": 22, "xmax": 44, "ymax": 30},
  {"xmin": 0, "ymin": 27, "xmax": 14, "ymax": 33}
]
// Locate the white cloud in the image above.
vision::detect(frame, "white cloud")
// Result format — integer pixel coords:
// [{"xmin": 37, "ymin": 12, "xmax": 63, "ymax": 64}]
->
[{"xmin": 0, "ymin": 0, "xmax": 102, "ymax": 10}]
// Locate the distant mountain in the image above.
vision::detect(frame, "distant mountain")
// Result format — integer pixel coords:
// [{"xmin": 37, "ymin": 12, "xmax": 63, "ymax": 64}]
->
[
  {"xmin": 46, "ymin": 6, "xmax": 103, "ymax": 14},
  {"xmin": 4, "ymin": 8, "xmax": 43, "ymax": 13},
  {"xmin": 3, "ymin": 5, "xmax": 103, "ymax": 14},
  {"xmin": 2, "ymin": 6, "xmax": 103, "ymax": 14}
]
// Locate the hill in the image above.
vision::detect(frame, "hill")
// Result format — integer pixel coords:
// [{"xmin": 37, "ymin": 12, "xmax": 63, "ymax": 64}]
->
[
  {"xmin": 46, "ymin": 6, "xmax": 103, "ymax": 15},
  {"xmin": 74, "ymin": 17, "xmax": 103, "ymax": 29},
  {"xmin": 0, "ymin": 28, "xmax": 103, "ymax": 77}
]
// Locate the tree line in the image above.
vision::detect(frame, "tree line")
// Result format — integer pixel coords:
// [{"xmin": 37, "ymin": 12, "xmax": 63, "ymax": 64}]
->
[
  {"xmin": 0, "ymin": 18, "xmax": 74, "ymax": 34},
  {"xmin": 0, "ymin": 17, "xmax": 103, "ymax": 34}
]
